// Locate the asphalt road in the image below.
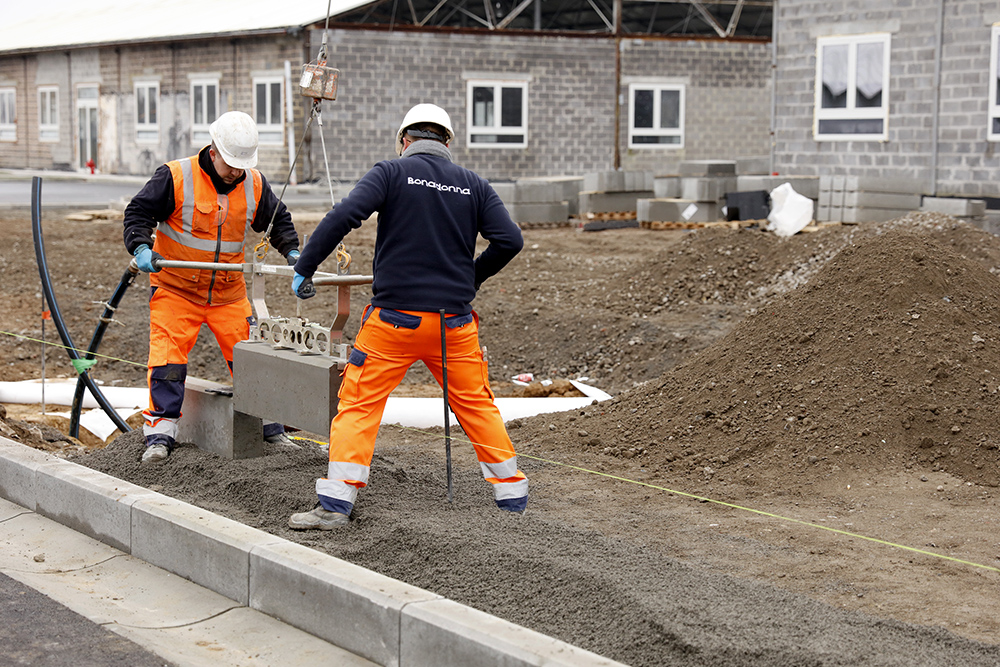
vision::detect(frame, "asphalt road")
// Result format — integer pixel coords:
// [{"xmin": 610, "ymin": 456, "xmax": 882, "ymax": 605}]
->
[
  {"xmin": 0, "ymin": 572, "xmax": 169, "ymax": 667},
  {"xmin": 0, "ymin": 169, "xmax": 339, "ymax": 209}
]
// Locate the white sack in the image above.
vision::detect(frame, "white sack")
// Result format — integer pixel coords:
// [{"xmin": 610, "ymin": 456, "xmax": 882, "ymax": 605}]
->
[{"xmin": 766, "ymin": 182, "xmax": 814, "ymax": 237}]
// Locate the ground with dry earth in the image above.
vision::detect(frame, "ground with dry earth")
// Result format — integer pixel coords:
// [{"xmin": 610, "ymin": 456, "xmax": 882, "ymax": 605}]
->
[{"xmin": 2, "ymin": 207, "xmax": 1000, "ymax": 666}]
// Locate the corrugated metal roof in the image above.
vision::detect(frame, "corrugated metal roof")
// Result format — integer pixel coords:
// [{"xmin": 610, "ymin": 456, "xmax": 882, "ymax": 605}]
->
[{"xmin": 0, "ymin": 0, "xmax": 370, "ymax": 54}]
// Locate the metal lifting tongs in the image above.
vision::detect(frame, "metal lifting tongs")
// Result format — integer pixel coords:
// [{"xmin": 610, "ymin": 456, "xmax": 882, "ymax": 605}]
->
[{"xmin": 143, "ymin": 257, "xmax": 372, "ymax": 359}]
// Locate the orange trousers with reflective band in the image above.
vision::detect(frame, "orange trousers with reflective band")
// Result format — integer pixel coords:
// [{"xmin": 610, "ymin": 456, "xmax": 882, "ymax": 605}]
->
[
  {"xmin": 142, "ymin": 287, "xmax": 252, "ymax": 446},
  {"xmin": 319, "ymin": 307, "xmax": 527, "ymax": 513}
]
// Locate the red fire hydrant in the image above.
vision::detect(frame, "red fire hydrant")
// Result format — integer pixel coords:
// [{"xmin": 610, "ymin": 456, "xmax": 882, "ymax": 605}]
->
[{"xmin": 86, "ymin": 158, "xmax": 95, "ymax": 174}]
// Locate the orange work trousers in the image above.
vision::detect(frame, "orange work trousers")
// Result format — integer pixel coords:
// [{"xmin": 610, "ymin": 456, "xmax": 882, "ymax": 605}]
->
[
  {"xmin": 315, "ymin": 307, "xmax": 528, "ymax": 514},
  {"xmin": 142, "ymin": 287, "xmax": 252, "ymax": 447}
]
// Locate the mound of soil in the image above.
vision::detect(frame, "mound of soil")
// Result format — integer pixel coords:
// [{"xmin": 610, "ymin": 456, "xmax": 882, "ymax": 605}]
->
[{"xmin": 519, "ymin": 226, "xmax": 1000, "ymax": 494}]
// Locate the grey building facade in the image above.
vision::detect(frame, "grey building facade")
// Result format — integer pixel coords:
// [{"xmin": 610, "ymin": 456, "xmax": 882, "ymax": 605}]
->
[
  {"xmin": 772, "ymin": 0, "xmax": 1000, "ymax": 199},
  {"xmin": 0, "ymin": 2, "xmax": 774, "ymax": 185}
]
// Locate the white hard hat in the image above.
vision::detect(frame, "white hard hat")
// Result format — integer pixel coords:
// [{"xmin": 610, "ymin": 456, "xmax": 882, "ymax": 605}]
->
[
  {"xmin": 209, "ymin": 111, "xmax": 259, "ymax": 169},
  {"xmin": 395, "ymin": 103, "xmax": 454, "ymax": 156}
]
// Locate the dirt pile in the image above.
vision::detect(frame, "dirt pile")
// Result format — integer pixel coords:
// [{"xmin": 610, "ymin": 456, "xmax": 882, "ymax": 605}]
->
[{"xmin": 518, "ymin": 226, "xmax": 1000, "ymax": 501}]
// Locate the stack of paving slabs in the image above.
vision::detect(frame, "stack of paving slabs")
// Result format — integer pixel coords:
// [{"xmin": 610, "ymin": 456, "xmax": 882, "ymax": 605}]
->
[
  {"xmin": 817, "ymin": 175, "xmax": 923, "ymax": 223},
  {"xmin": 577, "ymin": 171, "xmax": 654, "ymax": 230},
  {"xmin": 493, "ymin": 177, "xmax": 582, "ymax": 228},
  {"xmin": 638, "ymin": 160, "xmax": 734, "ymax": 228}
]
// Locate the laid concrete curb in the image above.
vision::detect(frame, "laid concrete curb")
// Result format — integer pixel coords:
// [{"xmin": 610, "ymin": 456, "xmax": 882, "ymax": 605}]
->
[{"xmin": 0, "ymin": 437, "xmax": 625, "ymax": 667}]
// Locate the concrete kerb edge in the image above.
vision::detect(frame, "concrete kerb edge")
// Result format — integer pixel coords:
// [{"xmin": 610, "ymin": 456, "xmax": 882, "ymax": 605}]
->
[{"xmin": 0, "ymin": 437, "xmax": 624, "ymax": 667}]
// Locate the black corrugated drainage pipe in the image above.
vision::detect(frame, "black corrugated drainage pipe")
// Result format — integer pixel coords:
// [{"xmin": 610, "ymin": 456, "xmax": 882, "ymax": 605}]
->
[
  {"xmin": 68, "ymin": 264, "xmax": 139, "ymax": 438},
  {"xmin": 31, "ymin": 177, "xmax": 132, "ymax": 435}
]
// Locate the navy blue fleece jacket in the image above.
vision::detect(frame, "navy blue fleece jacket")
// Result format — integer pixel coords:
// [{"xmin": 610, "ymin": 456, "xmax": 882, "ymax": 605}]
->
[{"xmin": 295, "ymin": 143, "xmax": 523, "ymax": 315}]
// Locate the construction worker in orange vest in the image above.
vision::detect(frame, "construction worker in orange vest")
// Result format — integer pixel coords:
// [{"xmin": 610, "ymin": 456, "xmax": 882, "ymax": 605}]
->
[
  {"xmin": 287, "ymin": 103, "xmax": 528, "ymax": 529},
  {"xmin": 123, "ymin": 111, "xmax": 300, "ymax": 463}
]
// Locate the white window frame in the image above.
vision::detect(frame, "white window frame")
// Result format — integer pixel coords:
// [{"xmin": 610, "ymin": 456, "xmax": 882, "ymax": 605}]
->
[
  {"xmin": 466, "ymin": 79, "xmax": 528, "ymax": 149},
  {"xmin": 38, "ymin": 86, "xmax": 59, "ymax": 142},
  {"xmin": 190, "ymin": 78, "xmax": 220, "ymax": 146},
  {"xmin": 0, "ymin": 87, "xmax": 15, "ymax": 142},
  {"xmin": 989, "ymin": 25, "xmax": 1000, "ymax": 141},
  {"xmin": 627, "ymin": 83, "xmax": 685, "ymax": 149},
  {"xmin": 253, "ymin": 76, "xmax": 284, "ymax": 145},
  {"xmin": 135, "ymin": 81, "xmax": 159, "ymax": 144},
  {"xmin": 814, "ymin": 32, "xmax": 891, "ymax": 142}
]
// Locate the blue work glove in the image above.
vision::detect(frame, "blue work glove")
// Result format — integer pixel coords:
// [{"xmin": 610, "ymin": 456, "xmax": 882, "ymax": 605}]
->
[
  {"xmin": 292, "ymin": 271, "xmax": 316, "ymax": 299},
  {"xmin": 286, "ymin": 249, "xmax": 300, "ymax": 266},
  {"xmin": 133, "ymin": 244, "xmax": 163, "ymax": 273}
]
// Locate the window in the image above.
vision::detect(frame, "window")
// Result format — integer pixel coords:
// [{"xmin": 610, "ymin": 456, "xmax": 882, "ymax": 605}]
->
[
  {"xmin": 989, "ymin": 25, "xmax": 1000, "ymax": 141},
  {"xmin": 135, "ymin": 81, "xmax": 159, "ymax": 143},
  {"xmin": 0, "ymin": 88, "xmax": 15, "ymax": 141},
  {"xmin": 253, "ymin": 77, "xmax": 283, "ymax": 144},
  {"xmin": 191, "ymin": 79, "xmax": 219, "ymax": 145},
  {"xmin": 628, "ymin": 83, "xmax": 684, "ymax": 149},
  {"xmin": 814, "ymin": 33, "xmax": 891, "ymax": 141},
  {"xmin": 38, "ymin": 86, "xmax": 58, "ymax": 142},
  {"xmin": 467, "ymin": 80, "xmax": 527, "ymax": 148}
]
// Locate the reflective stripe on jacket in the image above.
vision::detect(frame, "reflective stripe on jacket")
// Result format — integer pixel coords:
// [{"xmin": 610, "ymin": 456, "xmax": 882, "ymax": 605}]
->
[{"xmin": 150, "ymin": 156, "xmax": 261, "ymax": 305}]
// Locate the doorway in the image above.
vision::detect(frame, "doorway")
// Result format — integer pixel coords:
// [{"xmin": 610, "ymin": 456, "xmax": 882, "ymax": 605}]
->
[{"xmin": 77, "ymin": 85, "xmax": 99, "ymax": 172}]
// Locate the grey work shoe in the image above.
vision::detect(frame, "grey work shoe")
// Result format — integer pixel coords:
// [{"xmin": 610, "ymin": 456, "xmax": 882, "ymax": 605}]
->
[
  {"xmin": 265, "ymin": 432, "xmax": 301, "ymax": 449},
  {"xmin": 288, "ymin": 506, "xmax": 349, "ymax": 530},
  {"xmin": 141, "ymin": 444, "xmax": 170, "ymax": 463}
]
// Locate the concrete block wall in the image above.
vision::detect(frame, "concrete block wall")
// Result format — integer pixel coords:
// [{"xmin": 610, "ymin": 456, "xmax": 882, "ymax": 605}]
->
[
  {"xmin": 773, "ymin": 0, "xmax": 1000, "ymax": 200},
  {"xmin": 318, "ymin": 30, "xmax": 618, "ymax": 182},
  {"xmin": 0, "ymin": 35, "xmax": 307, "ymax": 177},
  {"xmin": 618, "ymin": 39, "xmax": 772, "ymax": 175},
  {"xmin": 317, "ymin": 30, "xmax": 773, "ymax": 182}
]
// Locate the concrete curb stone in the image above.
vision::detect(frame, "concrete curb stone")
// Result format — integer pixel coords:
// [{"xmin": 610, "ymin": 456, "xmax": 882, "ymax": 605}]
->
[
  {"xmin": 34, "ymin": 459, "xmax": 160, "ymax": 553},
  {"xmin": 250, "ymin": 540, "xmax": 439, "ymax": 667}
]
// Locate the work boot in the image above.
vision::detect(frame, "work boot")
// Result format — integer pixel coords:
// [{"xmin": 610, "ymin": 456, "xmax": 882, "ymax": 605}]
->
[
  {"xmin": 288, "ymin": 506, "xmax": 349, "ymax": 530},
  {"xmin": 141, "ymin": 443, "xmax": 170, "ymax": 463},
  {"xmin": 265, "ymin": 432, "xmax": 301, "ymax": 449}
]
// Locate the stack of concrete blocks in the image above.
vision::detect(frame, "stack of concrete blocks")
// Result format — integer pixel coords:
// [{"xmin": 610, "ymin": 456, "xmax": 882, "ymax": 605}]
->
[
  {"xmin": 732, "ymin": 156, "xmax": 819, "ymax": 217},
  {"xmin": 637, "ymin": 160, "xmax": 734, "ymax": 224},
  {"xmin": 818, "ymin": 176, "xmax": 923, "ymax": 223},
  {"xmin": 577, "ymin": 171, "xmax": 654, "ymax": 217},
  {"xmin": 491, "ymin": 179, "xmax": 575, "ymax": 228}
]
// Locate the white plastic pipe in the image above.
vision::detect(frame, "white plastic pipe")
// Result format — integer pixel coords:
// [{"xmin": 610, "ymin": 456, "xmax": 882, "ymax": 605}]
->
[{"xmin": 0, "ymin": 378, "xmax": 612, "ymax": 438}]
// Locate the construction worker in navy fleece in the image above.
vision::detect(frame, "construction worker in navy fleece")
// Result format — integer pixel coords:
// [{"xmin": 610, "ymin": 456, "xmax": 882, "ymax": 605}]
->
[{"xmin": 287, "ymin": 103, "xmax": 527, "ymax": 530}]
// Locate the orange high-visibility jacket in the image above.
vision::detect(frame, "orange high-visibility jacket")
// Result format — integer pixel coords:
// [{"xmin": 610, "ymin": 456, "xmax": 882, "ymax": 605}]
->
[{"xmin": 150, "ymin": 156, "xmax": 262, "ymax": 305}]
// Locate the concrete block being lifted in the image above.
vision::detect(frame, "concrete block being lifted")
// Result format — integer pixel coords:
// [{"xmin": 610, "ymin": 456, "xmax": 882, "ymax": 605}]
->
[
  {"xmin": 579, "ymin": 190, "xmax": 652, "ymax": 214},
  {"xmin": 679, "ymin": 160, "xmax": 736, "ymax": 177},
  {"xmin": 637, "ymin": 198, "xmax": 720, "ymax": 222},
  {"xmin": 921, "ymin": 197, "xmax": 987, "ymax": 217},
  {"xmin": 233, "ymin": 341, "xmax": 345, "ymax": 438}
]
